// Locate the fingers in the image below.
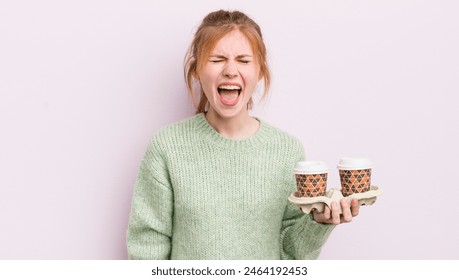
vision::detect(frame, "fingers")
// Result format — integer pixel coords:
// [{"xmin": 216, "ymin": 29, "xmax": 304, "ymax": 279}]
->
[
  {"xmin": 331, "ymin": 202, "xmax": 340, "ymax": 225},
  {"xmin": 340, "ymin": 199, "xmax": 353, "ymax": 223},
  {"xmin": 312, "ymin": 204, "xmax": 331, "ymax": 224},
  {"xmin": 311, "ymin": 199, "xmax": 360, "ymax": 225},
  {"xmin": 350, "ymin": 198, "xmax": 360, "ymax": 217},
  {"xmin": 323, "ymin": 203, "xmax": 331, "ymax": 220}
]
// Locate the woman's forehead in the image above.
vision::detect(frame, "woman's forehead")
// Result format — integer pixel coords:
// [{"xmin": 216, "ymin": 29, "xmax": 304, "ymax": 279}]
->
[{"xmin": 210, "ymin": 30, "xmax": 254, "ymax": 56}]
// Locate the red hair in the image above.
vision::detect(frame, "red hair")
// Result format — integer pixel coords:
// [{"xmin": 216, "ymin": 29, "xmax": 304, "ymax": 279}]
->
[{"xmin": 184, "ymin": 10, "xmax": 271, "ymax": 113}]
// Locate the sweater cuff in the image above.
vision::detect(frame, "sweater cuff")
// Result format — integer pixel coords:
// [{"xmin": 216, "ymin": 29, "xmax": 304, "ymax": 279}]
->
[{"xmin": 282, "ymin": 214, "xmax": 335, "ymax": 260}]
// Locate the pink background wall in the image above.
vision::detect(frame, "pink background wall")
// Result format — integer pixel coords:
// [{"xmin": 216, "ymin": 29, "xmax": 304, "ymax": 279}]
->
[{"xmin": 1, "ymin": 0, "xmax": 458, "ymax": 259}]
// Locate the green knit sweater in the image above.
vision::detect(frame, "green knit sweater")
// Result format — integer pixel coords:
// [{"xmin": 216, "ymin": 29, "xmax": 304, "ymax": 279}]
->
[{"xmin": 127, "ymin": 113, "xmax": 335, "ymax": 260}]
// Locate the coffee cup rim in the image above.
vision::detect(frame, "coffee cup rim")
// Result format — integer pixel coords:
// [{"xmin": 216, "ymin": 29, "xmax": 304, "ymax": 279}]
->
[
  {"xmin": 294, "ymin": 161, "xmax": 329, "ymax": 174},
  {"xmin": 294, "ymin": 170, "xmax": 329, "ymax": 174},
  {"xmin": 336, "ymin": 157, "xmax": 373, "ymax": 170}
]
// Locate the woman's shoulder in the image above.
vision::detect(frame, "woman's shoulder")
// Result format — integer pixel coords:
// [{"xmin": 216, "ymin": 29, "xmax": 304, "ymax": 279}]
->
[
  {"xmin": 149, "ymin": 114, "xmax": 201, "ymax": 142},
  {"xmin": 139, "ymin": 115, "xmax": 201, "ymax": 159},
  {"xmin": 258, "ymin": 120, "xmax": 305, "ymax": 162},
  {"xmin": 262, "ymin": 121, "xmax": 302, "ymax": 145},
  {"xmin": 158, "ymin": 114, "xmax": 199, "ymax": 133}
]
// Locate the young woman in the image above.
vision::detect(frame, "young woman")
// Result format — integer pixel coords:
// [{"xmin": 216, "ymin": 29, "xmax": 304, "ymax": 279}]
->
[{"xmin": 127, "ymin": 10, "xmax": 360, "ymax": 260}]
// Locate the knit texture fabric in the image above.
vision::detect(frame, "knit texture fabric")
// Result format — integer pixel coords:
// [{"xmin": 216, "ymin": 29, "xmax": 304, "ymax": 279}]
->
[{"xmin": 127, "ymin": 113, "xmax": 335, "ymax": 260}]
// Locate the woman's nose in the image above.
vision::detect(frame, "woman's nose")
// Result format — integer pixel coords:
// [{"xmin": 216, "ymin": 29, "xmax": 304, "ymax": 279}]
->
[{"xmin": 222, "ymin": 61, "xmax": 238, "ymax": 78}]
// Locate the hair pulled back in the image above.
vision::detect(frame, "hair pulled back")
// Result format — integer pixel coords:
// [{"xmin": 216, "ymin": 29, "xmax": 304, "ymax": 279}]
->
[{"xmin": 184, "ymin": 10, "xmax": 271, "ymax": 113}]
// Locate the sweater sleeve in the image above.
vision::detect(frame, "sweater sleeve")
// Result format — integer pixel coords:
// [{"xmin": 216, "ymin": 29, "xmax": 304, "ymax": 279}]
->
[
  {"xmin": 280, "ymin": 202, "xmax": 335, "ymax": 259},
  {"xmin": 126, "ymin": 138, "xmax": 173, "ymax": 260},
  {"xmin": 279, "ymin": 140, "xmax": 335, "ymax": 260}
]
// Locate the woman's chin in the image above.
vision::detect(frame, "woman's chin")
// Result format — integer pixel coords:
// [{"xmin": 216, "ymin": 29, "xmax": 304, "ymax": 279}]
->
[{"xmin": 209, "ymin": 104, "xmax": 248, "ymax": 120}]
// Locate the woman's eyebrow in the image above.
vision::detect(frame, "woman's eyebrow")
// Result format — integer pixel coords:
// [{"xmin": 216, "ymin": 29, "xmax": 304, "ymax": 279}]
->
[
  {"xmin": 209, "ymin": 54, "xmax": 253, "ymax": 59},
  {"xmin": 209, "ymin": 54, "xmax": 227, "ymax": 59}
]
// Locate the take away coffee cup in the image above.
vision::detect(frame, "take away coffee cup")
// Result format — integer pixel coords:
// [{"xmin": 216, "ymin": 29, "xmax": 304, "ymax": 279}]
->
[
  {"xmin": 337, "ymin": 158, "xmax": 373, "ymax": 197},
  {"xmin": 294, "ymin": 161, "xmax": 328, "ymax": 197}
]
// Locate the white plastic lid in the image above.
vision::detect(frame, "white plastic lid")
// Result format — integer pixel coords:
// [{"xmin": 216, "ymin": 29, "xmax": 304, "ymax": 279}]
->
[
  {"xmin": 294, "ymin": 161, "xmax": 328, "ymax": 174},
  {"xmin": 337, "ymin": 158, "xmax": 373, "ymax": 170}
]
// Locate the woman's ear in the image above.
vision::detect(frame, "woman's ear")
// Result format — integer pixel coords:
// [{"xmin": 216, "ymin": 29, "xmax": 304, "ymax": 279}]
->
[
  {"xmin": 192, "ymin": 68, "xmax": 199, "ymax": 80},
  {"xmin": 189, "ymin": 58, "xmax": 199, "ymax": 80}
]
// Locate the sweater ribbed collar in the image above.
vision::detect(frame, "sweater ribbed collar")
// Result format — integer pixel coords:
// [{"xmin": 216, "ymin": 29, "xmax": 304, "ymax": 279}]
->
[{"xmin": 194, "ymin": 113, "xmax": 271, "ymax": 151}]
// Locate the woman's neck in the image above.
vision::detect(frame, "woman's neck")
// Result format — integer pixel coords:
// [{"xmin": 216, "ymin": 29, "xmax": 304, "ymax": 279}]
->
[{"xmin": 204, "ymin": 110, "xmax": 260, "ymax": 139}]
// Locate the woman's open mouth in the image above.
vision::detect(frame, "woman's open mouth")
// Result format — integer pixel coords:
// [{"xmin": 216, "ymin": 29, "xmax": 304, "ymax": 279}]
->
[{"xmin": 217, "ymin": 84, "xmax": 241, "ymax": 106}]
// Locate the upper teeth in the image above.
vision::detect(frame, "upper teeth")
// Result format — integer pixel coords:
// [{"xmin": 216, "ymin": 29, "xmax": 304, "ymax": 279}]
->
[{"xmin": 219, "ymin": 85, "xmax": 241, "ymax": 90}]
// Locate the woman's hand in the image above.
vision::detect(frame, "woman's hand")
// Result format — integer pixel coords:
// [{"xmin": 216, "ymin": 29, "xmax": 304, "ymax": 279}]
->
[{"xmin": 312, "ymin": 199, "xmax": 360, "ymax": 225}]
